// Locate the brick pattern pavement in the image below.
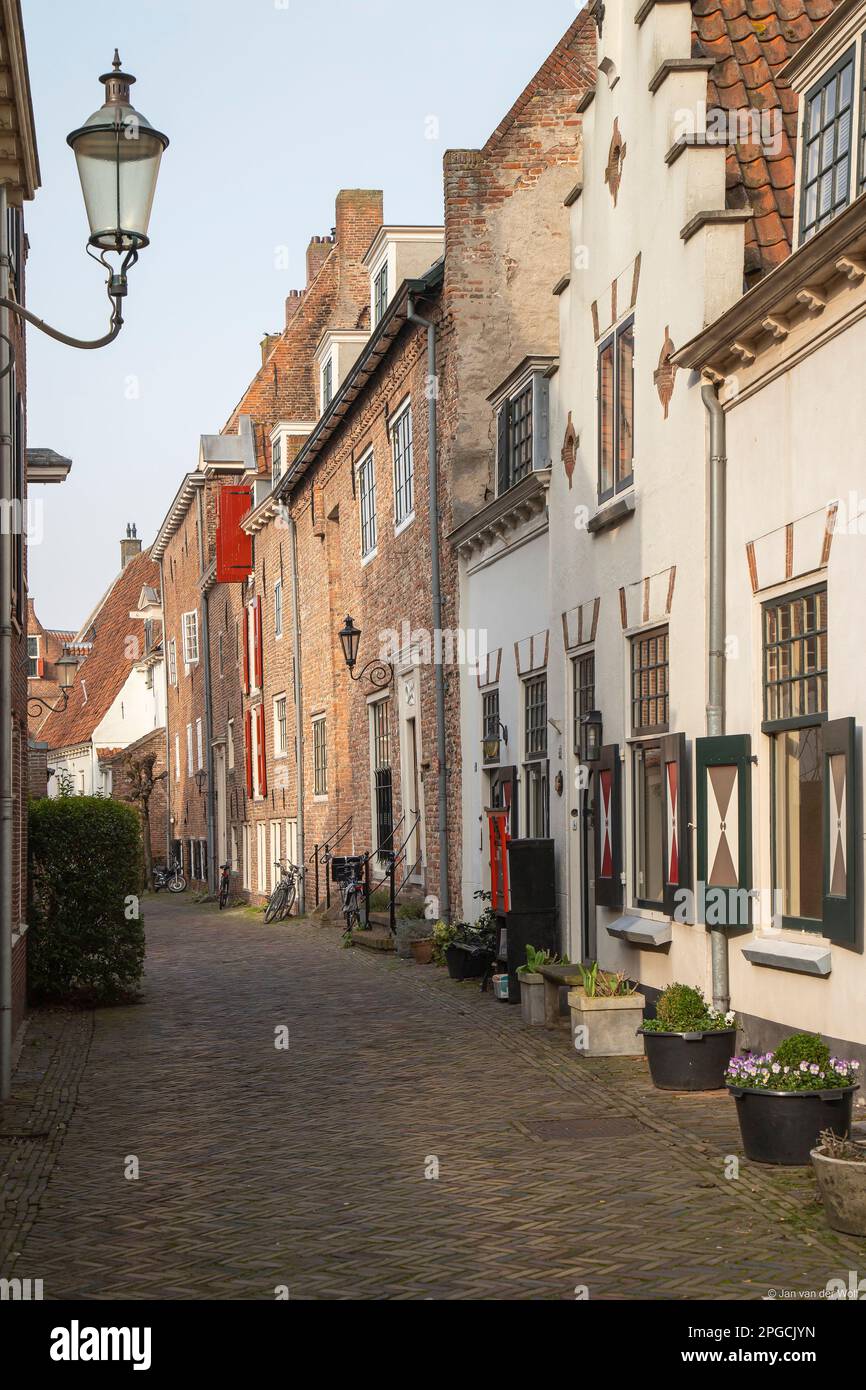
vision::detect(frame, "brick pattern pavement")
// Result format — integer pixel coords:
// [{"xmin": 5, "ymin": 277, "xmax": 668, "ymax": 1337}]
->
[{"xmin": 1, "ymin": 896, "xmax": 864, "ymax": 1301}]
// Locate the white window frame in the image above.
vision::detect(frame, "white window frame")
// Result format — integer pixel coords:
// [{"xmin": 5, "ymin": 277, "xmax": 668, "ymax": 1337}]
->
[
  {"xmin": 392, "ymin": 401, "xmax": 415, "ymax": 533},
  {"xmin": 257, "ymin": 822, "xmax": 268, "ymax": 895},
  {"xmin": 182, "ymin": 610, "xmax": 199, "ymax": 666},
  {"xmin": 285, "ymin": 818, "xmax": 298, "ymax": 868},
  {"xmin": 196, "ymin": 718, "xmax": 204, "ymax": 771},
  {"xmin": 242, "ymin": 823, "xmax": 250, "ymax": 890},
  {"xmin": 231, "ymin": 825, "xmax": 239, "ymax": 873},
  {"xmin": 274, "ymin": 579, "xmax": 283, "ymax": 640},
  {"xmin": 272, "ymin": 431, "xmax": 282, "ymax": 485},
  {"xmin": 168, "ymin": 638, "xmax": 178, "ymax": 687},
  {"xmin": 227, "ymin": 718, "xmax": 235, "ymax": 770},
  {"xmin": 274, "ymin": 693, "xmax": 288, "ymax": 757},
  {"xmin": 174, "ymin": 734, "xmax": 180, "ymax": 782},
  {"xmin": 358, "ymin": 449, "xmax": 377, "ymax": 562},
  {"xmin": 247, "ymin": 600, "xmax": 259, "ymax": 694},
  {"xmin": 186, "ymin": 723, "xmax": 194, "ymax": 775},
  {"xmin": 27, "ymin": 634, "xmax": 39, "ymax": 678},
  {"xmin": 312, "ymin": 714, "xmax": 328, "ymax": 798},
  {"xmin": 270, "ymin": 821, "xmax": 281, "ymax": 892}
]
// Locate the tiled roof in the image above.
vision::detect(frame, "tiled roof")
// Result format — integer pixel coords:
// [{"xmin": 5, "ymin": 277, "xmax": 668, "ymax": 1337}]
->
[
  {"xmin": 41, "ymin": 549, "xmax": 160, "ymax": 752},
  {"xmin": 692, "ymin": 0, "xmax": 839, "ymax": 280}
]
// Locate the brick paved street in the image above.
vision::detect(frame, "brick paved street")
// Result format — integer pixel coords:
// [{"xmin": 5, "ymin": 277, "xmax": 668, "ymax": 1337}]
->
[{"xmin": 1, "ymin": 895, "xmax": 864, "ymax": 1301}]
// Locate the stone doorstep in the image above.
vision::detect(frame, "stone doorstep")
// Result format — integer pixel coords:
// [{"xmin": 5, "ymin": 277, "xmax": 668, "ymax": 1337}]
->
[{"xmin": 349, "ymin": 929, "xmax": 394, "ymax": 953}]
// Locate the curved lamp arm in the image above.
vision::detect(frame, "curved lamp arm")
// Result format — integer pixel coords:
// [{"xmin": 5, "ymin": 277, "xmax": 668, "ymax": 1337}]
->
[
  {"xmin": 0, "ymin": 288, "xmax": 123, "ymax": 352},
  {"xmin": 348, "ymin": 659, "xmax": 394, "ymax": 692}
]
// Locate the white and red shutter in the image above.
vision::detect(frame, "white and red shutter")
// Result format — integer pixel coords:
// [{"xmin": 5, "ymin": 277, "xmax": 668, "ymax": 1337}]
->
[
  {"xmin": 244, "ymin": 708, "xmax": 253, "ymax": 798},
  {"xmin": 822, "ymin": 717, "xmax": 857, "ymax": 943},
  {"xmin": 593, "ymin": 744, "xmax": 622, "ymax": 909},
  {"xmin": 662, "ymin": 733, "xmax": 691, "ymax": 918},
  {"xmin": 254, "ymin": 596, "xmax": 264, "ymax": 690},
  {"xmin": 242, "ymin": 605, "xmax": 250, "ymax": 695},
  {"xmin": 256, "ymin": 705, "xmax": 268, "ymax": 798}
]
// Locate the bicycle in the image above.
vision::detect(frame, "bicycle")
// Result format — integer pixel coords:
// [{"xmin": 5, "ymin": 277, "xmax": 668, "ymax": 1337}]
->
[
  {"xmin": 218, "ymin": 862, "xmax": 231, "ymax": 910},
  {"xmin": 153, "ymin": 858, "xmax": 187, "ymax": 894},
  {"xmin": 264, "ymin": 859, "xmax": 302, "ymax": 924}
]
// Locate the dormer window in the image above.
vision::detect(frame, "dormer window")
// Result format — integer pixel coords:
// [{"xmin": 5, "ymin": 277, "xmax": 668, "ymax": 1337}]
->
[
  {"xmin": 272, "ymin": 433, "xmax": 282, "ymax": 485},
  {"xmin": 322, "ymin": 356, "xmax": 334, "ymax": 410},
  {"xmin": 800, "ymin": 48, "xmax": 856, "ymax": 242},
  {"xmin": 373, "ymin": 262, "xmax": 388, "ymax": 326},
  {"xmin": 493, "ymin": 362, "xmax": 553, "ymax": 497}
]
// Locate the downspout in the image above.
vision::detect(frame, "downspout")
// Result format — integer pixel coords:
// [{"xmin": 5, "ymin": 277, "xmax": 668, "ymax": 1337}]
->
[
  {"xmin": 158, "ymin": 557, "xmax": 172, "ymax": 866},
  {"xmin": 196, "ymin": 489, "xmax": 216, "ymax": 893},
  {"xmin": 0, "ymin": 185, "xmax": 12, "ymax": 1099},
  {"xmin": 702, "ymin": 380, "xmax": 730, "ymax": 1014},
  {"xmin": 288, "ymin": 513, "xmax": 305, "ymax": 913},
  {"xmin": 407, "ymin": 293, "xmax": 450, "ymax": 922}
]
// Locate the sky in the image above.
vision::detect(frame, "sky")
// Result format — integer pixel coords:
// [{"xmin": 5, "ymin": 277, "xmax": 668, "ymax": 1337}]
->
[{"xmin": 23, "ymin": 0, "xmax": 585, "ymax": 630}]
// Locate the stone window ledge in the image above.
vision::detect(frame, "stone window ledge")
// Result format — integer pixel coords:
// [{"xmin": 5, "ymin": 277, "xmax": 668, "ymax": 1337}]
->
[
  {"xmin": 606, "ymin": 915, "xmax": 672, "ymax": 947},
  {"xmin": 741, "ymin": 938, "xmax": 832, "ymax": 977},
  {"xmin": 587, "ymin": 491, "xmax": 636, "ymax": 535}
]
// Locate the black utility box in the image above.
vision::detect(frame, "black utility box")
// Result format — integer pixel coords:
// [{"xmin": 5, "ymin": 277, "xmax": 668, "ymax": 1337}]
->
[
  {"xmin": 505, "ymin": 908, "xmax": 558, "ymax": 1003},
  {"xmin": 507, "ymin": 838, "xmax": 556, "ymax": 913}
]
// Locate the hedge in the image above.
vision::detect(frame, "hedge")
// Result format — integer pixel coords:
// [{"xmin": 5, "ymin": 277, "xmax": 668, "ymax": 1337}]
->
[{"xmin": 28, "ymin": 796, "xmax": 145, "ymax": 1003}]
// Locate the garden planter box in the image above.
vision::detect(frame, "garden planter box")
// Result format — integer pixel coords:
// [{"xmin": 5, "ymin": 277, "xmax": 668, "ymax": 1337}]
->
[
  {"xmin": 519, "ymin": 972, "xmax": 545, "ymax": 1026},
  {"xmin": 640, "ymin": 1029, "xmax": 736, "ymax": 1092},
  {"xmin": 445, "ymin": 943, "xmax": 491, "ymax": 981},
  {"xmin": 568, "ymin": 988, "xmax": 646, "ymax": 1058},
  {"xmin": 727, "ymin": 1084, "xmax": 859, "ymax": 1166},
  {"xmin": 811, "ymin": 1145, "xmax": 866, "ymax": 1236}
]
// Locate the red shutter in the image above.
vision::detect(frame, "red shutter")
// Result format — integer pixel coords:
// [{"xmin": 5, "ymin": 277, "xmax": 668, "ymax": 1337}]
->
[
  {"xmin": 36, "ymin": 657, "xmax": 45, "ymax": 677},
  {"xmin": 242, "ymin": 605, "xmax": 250, "ymax": 695},
  {"xmin": 244, "ymin": 708, "xmax": 253, "ymax": 798},
  {"xmin": 256, "ymin": 705, "xmax": 268, "ymax": 798},
  {"xmin": 216, "ymin": 485, "xmax": 253, "ymax": 584},
  {"xmin": 254, "ymin": 596, "xmax": 263, "ymax": 690}
]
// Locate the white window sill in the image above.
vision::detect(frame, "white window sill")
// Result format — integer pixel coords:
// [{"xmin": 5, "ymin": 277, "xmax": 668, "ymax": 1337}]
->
[
  {"xmin": 361, "ymin": 548, "xmax": 378, "ymax": 567},
  {"xmin": 741, "ymin": 937, "xmax": 832, "ymax": 977},
  {"xmin": 394, "ymin": 512, "xmax": 415, "ymax": 538},
  {"xmin": 274, "ymin": 750, "xmax": 288, "ymax": 760},
  {"xmin": 313, "ymin": 794, "xmax": 329, "ymax": 803}
]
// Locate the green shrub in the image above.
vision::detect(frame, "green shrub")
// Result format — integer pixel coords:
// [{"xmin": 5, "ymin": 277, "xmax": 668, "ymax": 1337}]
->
[
  {"xmin": 642, "ymin": 981, "xmax": 733, "ymax": 1033},
  {"xmin": 28, "ymin": 797, "xmax": 146, "ymax": 1003},
  {"xmin": 367, "ymin": 889, "xmax": 391, "ymax": 912},
  {"xmin": 396, "ymin": 900, "xmax": 427, "ymax": 920},
  {"xmin": 773, "ymin": 1032, "xmax": 831, "ymax": 1073}
]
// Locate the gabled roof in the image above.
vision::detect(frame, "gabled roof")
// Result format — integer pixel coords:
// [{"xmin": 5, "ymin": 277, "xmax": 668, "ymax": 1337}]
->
[
  {"xmin": 40, "ymin": 548, "xmax": 160, "ymax": 752},
  {"xmin": 692, "ymin": 0, "xmax": 840, "ymax": 280}
]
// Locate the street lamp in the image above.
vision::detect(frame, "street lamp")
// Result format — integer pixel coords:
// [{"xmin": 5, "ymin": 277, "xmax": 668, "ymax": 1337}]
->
[
  {"xmin": 581, "ymin": 709, "xmax": 603, "ymax": 764},
  {"xmin": 0, "ymin": 51, "xmax": 168, "ymax": 352},
  {"xmin": 338, "ymin": 616, "xmax": 393, "ymax": 692}
]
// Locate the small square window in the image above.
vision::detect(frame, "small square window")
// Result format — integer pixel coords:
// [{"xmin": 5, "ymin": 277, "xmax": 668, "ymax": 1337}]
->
[{"xmin": 631, "ymin": 627, "xmax": 669, "ymax": 735}]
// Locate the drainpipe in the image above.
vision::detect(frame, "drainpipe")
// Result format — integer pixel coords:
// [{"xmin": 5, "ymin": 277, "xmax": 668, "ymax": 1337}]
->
[
  {"xmin": 288, "ymin": 513, "xmax": 305, "ymax": 913},
  {"xmin": 702, "ymin": 380, "xmax": 729, "ymax": 1014},
  {"xmin": 196, "ymin": 489, "xmax": 216, "ymax": 893},
  {"xmin": 407, "ymin": 293, "xmax": 450, "ymax": 922},
  {"xmin": 158, "ymin": 556, "xmax": 172, "ymax": 866},
  {"xmin": 0, "ymin": 185, "xmax": 12, "ymax": 1099}
]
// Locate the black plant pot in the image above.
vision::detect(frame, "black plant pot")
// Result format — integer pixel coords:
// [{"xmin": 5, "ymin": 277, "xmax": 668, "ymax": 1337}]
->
[
  {"xmin": 728, "ymin": 1084, "xmax": 859, "ymax": 1166},
  {"xmin": 640, "ymin": 1029, "xmax": 737, "ymax": 1092},
  {"xmin": 445, "ymin": 943, "xmax": 491, "ymax": 981}
]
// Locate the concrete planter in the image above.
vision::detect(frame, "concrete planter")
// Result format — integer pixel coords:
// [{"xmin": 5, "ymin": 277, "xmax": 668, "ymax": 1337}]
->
[
  {"xmin": 811, "ymin": 1146, "xmax": 866, "ymax": 1235},
  {"xmin": 519, "ymin": 972, "xmax": 546, "ymax": 1026},
  {"xmin": 568, "ymin": 988, "xmax": 646, "ymax": 1057}
]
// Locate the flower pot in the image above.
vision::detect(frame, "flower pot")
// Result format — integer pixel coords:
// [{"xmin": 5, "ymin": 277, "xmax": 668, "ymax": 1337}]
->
[
  {"xmin": 409, "ymin": 937, "xmax": 435, "ymax": 965},
  {"xmin": 568, "ymin": 988, "xmax": 646, "ymax": 1058},
  {"xmin": 518, "ymin": 972, "xmax": 546, "ymax": 1026},
  {"xmin": 640, "ymin": 1029, "xmax": 736, "ymax": 1092},
  {"xmin": 811, "ymin": 1145, "xmax": 866, "ymax": 1236},
  {"xmin": 445, "ymin": 943, "xmax": 491, "ymax": 981},
  {"xmin": 727, "ymin": 1084, "xmax": 859, "ymax": 1166},
  {"xmin": 395, "ymin": 919, "xmax": 430, "ymax": 959}
]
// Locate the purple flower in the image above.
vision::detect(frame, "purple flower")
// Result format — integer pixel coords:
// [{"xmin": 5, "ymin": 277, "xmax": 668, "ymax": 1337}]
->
[{"xmin": 810, "ymin": 1064, "xmax": 820, "ymax": 1075}]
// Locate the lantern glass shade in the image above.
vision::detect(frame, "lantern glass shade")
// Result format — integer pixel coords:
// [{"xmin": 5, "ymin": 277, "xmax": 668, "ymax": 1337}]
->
[
  {"xmin": 339, "ymin": 616, "xmax": 361, "ymax": 671},
  {"xmin": 67, "ymin": 63, "xmax": 168, "ymax": 253},
  {"xmin": 581, "ymin": 710, "xmax": 603, "ymax": 763}
]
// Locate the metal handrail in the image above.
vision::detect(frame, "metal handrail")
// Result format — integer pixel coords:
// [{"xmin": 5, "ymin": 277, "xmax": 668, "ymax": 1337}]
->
[{"xmin": 309, "ymin": 815, "xmax": 354, "ymax": 908}]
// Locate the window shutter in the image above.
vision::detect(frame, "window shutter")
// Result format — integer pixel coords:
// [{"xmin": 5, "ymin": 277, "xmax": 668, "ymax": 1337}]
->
[
  {"xmin": 254, "ymin": 596, "xmax": 264, "ymax": 689},
  {"xmin": 257, "ymin": 706, "xmax": 268, "ymax": 798},
  {"xmin": 36, "ymin": 657, "xmax": 45, "ymax": 678},
  {"xmin": 242, "ymin": 605, "xmax": 250, "ymax": 695},
  {"xmin": 531, "ymin": 374, "xmax": 550, "ymax": 472},
  {"xmin": 822, "ymin": 717, "xmax": 857, "ymax": 944},
  {"xmin": 662, "ymin": 733, "xmax": 691, "ymax": 919},
  {"xmin": 216, "ymin": 485, "xmax": 253, "ymax": 584},
  {"xmin": 696, "ymin": 735, "xmax": 752, "ymax": 929},
  {"xmin": 496, "ymin": 402, "xmax": 511, "ymax": 495},
  {"xmin": 244, "ymin": 709, "xmax": 253, "ymax": 798},
  {"xmin": 593, "ymin": 743, "xmax": 622, "ymax": 909}
]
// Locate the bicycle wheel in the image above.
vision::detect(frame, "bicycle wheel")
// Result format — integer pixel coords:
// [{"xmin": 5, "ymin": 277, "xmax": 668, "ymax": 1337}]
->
[
  {"xmin": 265, "ymin": 881, "xmax": 288, "ymax": 924},
  {"xmin": 343, "ymin": 887, "xmax": 361, "ymax": 933},
  {"xmin": 279, "ymin": 879, "xmax": 296, "ymax": 920},
  {"xmin": 218, "ymin": 877, "xmax": 229, "ymax": 910}
]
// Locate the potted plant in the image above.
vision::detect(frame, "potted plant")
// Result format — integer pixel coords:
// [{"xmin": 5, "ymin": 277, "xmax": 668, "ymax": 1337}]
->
[
  {"xmin": 638, "ymin": 983, "xmax": 737, "ymax": 1091},
  {"xmin": 395, "ymin": 902, "xmax": 431, "ymax": 960},
  {"xmin": 442, "ymin": 899, "xmax": 498, "ymax": 981},
  {"xmin": 409, "ymin": 936, "xmax": 435, "ymax": 965},
  {"xmin": 517, "ymin": 946, "xmax": 566, "ymax": 1026},
  {"xmin": 811, "ymin": 1128, "xmax": 866, "ymax": 1237},
  {"xmin": 568, "ymin": 962, "xmax": 645, "ymax": 1058},
  {"xmin": 726, "ymin": 1033, "xmax": 861, "ymax": 1166}
]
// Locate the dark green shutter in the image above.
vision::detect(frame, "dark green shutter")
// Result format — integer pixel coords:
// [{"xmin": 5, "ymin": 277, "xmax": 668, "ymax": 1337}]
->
[
  {"xmin": 496, "ymin": 402, "xmax": 511, "ymax": 495},
  {"xmin": 662, "ymin": 733, "xmax": 691, "ymax": 920},
  {"xmin": 822, "ymin": 717, "xmax": 857, "ymax": 944},
  {"xmin": 696, "ymin": 735, "xmax": 752, "ymax": 929},
  {"xmin": 593, "ymin": 743, "xmax": 622, "ymax": 909}
]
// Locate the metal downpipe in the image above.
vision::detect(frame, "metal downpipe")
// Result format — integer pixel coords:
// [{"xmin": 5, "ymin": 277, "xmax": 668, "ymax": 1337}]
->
[{"xmin": 702, "ymin": 380, "xmax": 730, "ymax": 1015}]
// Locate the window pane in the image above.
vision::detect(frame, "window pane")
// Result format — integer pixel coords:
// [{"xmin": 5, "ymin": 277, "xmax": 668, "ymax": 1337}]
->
[
  {"xmin": 599, "ymin": 340, "xmax": 614, "ymax": 495},
  {"xmin": 763, "ymin": 586, "xmax": 827, "ymax": 726},
  {"xmin": 617, "ymin": 322, "xmax": 634, "ymax": 485},
  {"xmin": 773, "ymin": 727, "xmax": 824, "ymax": 920},
  {"xmin": 510, "ymin": 383, "xmax": 533, "ymax": 483},
  {"xmin": 635, "ymin": 745, "xmax": 665, "ymax": 907}
]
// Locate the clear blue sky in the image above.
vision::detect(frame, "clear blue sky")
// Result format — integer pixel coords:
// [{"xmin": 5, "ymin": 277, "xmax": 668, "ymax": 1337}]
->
[{"xmin": 24, "ymin": 0, "xmax": 583, "ymax": 629}]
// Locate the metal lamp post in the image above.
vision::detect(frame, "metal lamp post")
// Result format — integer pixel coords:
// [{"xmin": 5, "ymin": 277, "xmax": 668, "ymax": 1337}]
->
[
  {"xmin": 338, "ymin": 616, "xmax": 393, "ymax": 692},
  {"xmin": 581, "ymin": 710, "xmax": 603, "ymax": 764}
]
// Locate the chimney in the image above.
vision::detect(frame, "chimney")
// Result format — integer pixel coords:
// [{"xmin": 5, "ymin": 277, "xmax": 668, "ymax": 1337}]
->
[
  {"xmin": 120, "ymin": 522, "xmax": 142, "ymax": 569},
  {"xmin": 285, "ymin": 289, "xmax": 304, "ymax": 326},
  {"xmin": 306, "ymin": 233, "xmax": 335, "ymax": 287},
  {"xmin": 260, "ymin": 332, "xmax": 280, "ymax": 365}
]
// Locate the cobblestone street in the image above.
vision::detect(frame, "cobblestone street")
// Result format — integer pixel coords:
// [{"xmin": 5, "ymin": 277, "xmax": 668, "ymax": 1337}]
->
[{"xmin": 1, "ymin": 895, "xmax": 864, "ymax": 1301}]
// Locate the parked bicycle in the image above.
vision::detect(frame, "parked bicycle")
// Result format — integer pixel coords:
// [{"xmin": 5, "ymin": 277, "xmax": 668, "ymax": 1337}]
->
[
  {"xmin": 218, "ymin": 861, "xmax": 231, "ymax": 910},
  {"xmin": 264, "ymin": 859, "xmax": 303, "ymax": 924},
  {"xmin": 325, "ymin": 850, "xmax": 367, "ymax": 935},
  {"xmin": 153, "ymin": 858, "xmax": 187, "ymax": 893}
]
